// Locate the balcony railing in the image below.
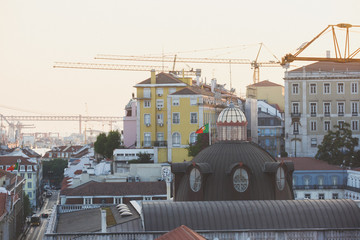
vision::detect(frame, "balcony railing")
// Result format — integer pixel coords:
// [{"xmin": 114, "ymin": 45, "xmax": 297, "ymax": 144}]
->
[
  {"xmin": 352, "ymin": 112, "xmax": 358, "ymax": 116},
  {"xmin": 293, "ymin": 184, "xmax": 345, "ymax": 190},
  {"xmin": 345, "ymin": 185, "xmax": 360, "ymax": 193},
  {"xmin": 153, "ymin": 141, "xmax": 167, "ymax": 147},
  {"xmin": 310, "ymin": 113, "xmax": 316, "ymax": 117},
  {"xmin": 324, "ymin": 112, "xmax": 330, "ymax": 117},
  {"xmin": 291, "ymin": 112, "xmax": 301, "ymax": 117},
  {"xmin": 338, "ymin": 112, "xmax": 344, "ymax": 116},
  {"xmin": 142, "ymin": 141, "xmax": 152, "ymax": 148}
]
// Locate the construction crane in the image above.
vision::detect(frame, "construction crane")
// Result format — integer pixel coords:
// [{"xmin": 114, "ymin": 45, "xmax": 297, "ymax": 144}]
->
[
  {"xmin": 94, "ymin": 44, "xmax": 281, "ymax": 84},
  {"xmin": 281, "ymin": 23, "xmax": 360, "ymax": 66}
]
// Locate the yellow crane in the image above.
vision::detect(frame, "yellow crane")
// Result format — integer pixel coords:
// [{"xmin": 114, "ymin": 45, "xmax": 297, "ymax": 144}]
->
[{"xmin": 281, "ymin": 23, "xmax": 360, "ymax": 65}]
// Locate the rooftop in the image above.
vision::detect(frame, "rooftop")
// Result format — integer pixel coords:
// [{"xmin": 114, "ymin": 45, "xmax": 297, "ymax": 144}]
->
[
  {"xmin": 288, "ymin": 61, "xmax": 360, "ymax": 73},
  {"xmin": 247, "ymin": 80, "xmax": 283, "ymax": 88},
  {"xmin": 156, "ymin": 225, "xmax": 206, "ymax": 240},
  {"xmin": 279, "ymin": 157, "xmax": 342, "ymax": 171}
]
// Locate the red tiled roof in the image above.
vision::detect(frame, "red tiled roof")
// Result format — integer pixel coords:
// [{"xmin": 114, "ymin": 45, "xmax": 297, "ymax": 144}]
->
[
  {"xmin": 60, "ymin": 181, "xmax": 166, "ymax": 196},
  {"xmin": 0, "ymin": 169, "xmax": 23, "ymax": 190},
  {"xmin": 247, "ymin": 80, "xmax": 283, "ymax": 88},
  {"xmin": 137, "ymin": 72, "xmax": 185, "ymax": 85},
  {"xmin": 289, "ymin": 61, "xmax": 360, "ymax": 73},
  {"xmin": 278, "ymin": 157, "xmax": 342, "ymax": 170},
  {"xmin": 156, "ymin": 225, "xmax": 206, "ymax": 240},
  {"xmin": 0, "ymin": 193, "xmax": 7, "ymax": 218},
  {"xmin": 0, "ymin": 156, "xmax": 35, "ymax": 166},
  {"xmin": 74, "ymin": 170, "xmax": 82, "ymax": 175}
]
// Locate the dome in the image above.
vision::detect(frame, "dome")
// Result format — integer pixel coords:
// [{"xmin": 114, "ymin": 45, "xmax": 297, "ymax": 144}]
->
[
  {"xmin": 217, "ymin": 103, "xmax": 246, "ymax": 124},
  {"xmin": 172, "ymin": 141, "xmax": 294, "ymax": 201}
]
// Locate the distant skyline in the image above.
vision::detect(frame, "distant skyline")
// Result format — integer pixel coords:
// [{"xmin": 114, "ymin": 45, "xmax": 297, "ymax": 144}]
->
[{"xmin": 0, "ymin": 0, "xmax": 359, "ymax": 135}]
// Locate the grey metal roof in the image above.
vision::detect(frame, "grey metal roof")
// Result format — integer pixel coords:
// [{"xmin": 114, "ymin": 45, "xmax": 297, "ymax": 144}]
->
[{"xmin": 143, "ymin": 200, "xmax": 360, "ymax": 231}]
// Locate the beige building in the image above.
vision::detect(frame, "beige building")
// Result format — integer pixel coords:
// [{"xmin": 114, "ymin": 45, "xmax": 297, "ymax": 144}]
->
[{"xmin": 284, "ymin": 62, "xmax": 360, "ymax": 157}]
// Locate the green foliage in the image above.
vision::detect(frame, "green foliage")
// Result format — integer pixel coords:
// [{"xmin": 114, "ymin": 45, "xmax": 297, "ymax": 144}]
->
[
  {"xmin": 94, "ymin": 131, "xmax": 122, "ymax": 159},
  {"xmin": 42, "ymin": 158, "xmax": 68, "ymax": 186},
  {"xmin": 316, "ymin": 123, "xmax": 359, "ymax": 166},
  {"xmin": 187, "ymin": 133, "xmax": 209, "ymax": 157},
  {"xmin": 280, "ymin": 151, "xmax": 288, "ymax": 157},
  {"xmin": 127, "ymin": 152, "xmax": 153, "ymax": 164},
  {"xmin": 23, "ymin": 193, "xmax": 32, "ymax": 218}
]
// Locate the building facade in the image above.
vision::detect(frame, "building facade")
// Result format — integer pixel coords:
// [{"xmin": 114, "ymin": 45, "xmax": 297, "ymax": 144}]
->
[
  {"xmin": 284, "ymin": 62, "xmax": 360, "ymax": 157},
  {"xmin": 123, "ymin": 98, "xmax": 137, "ymax": 148}
]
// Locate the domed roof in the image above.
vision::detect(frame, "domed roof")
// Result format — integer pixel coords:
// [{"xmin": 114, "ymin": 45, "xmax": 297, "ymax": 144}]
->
[
  {"xmin": 217, "ymin": 103, "xmax": 246, "ymax": 124},
  {"xmin": 172, "ymin": 141, "xmax": 294, "ymax": 201}
]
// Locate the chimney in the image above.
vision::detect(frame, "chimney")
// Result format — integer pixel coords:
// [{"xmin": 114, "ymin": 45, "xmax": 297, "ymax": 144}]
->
[
  {"xmin": 211, "ymin": 78, "xmax": 217, "ymax": 93},
  {"xmin": 101, "ymin": 209, "xmax": 107, "ymax": 233},
  {"xmin": 151, "ymin": 69, "xmax": 156, "ymax": 84},
  {"xmin": 196, "ymin": 69, "xmax": 201, "ymax": 86},
  {"xmin": 326, "ymin": 50, "xmax": 331, "ymax": 58}
]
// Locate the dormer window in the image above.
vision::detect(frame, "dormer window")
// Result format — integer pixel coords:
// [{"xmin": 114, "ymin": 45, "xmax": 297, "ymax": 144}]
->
[
  {"xmin": 233, "ymin": 168, "xmax": 249, "ymax": 192},
  {"xmin": 276, "ymin": 167, "xmax": 285, "ymax": 191},
  {"xmin": 27, "ymin": 165, "xmax": 32, "ymax": 171},
  {"xmin": 189, "ymin": 168, "xmax": 201, "ymax": 192}
]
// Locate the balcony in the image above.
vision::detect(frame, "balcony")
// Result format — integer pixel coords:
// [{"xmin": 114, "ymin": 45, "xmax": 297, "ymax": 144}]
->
[
  {"xmin": 345, "ymin": 185, "xmax": 360, "ymax": 193},
  {"xmin": 352, "ymin": 112, "xmax": 358, "ymax": 116},
  {"xmin": 153, "ymin": 141, "xmax": 167, "ymax": 147},
  {"xmin": 291, "ymin": 112, "xmax": 301, "ymax": 117},
  {"xmin": 324, "ymin": 112, "xmax": 330, "ymax": 117},
  {"xmin": 142, "ymin": 141, "xmax": 152, "ymax": 148},
  {"xmin": 310, "ymin": 113, "xmax": 317, "ymax": 117},
  {"xmin": 338, "ymin": 112, "xmax": 344, "ymax": 116},
  {"xmin": 293, "ymin": 184, "xmax": 345, "ymax": 190}
]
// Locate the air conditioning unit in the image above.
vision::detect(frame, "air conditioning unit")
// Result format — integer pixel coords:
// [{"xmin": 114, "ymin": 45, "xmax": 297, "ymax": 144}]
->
[
  {"xmin": 146, "ymin": 123, "xmax": 151, "ymax": 127},
  {"xmin": 157, "ymin": 107, "xmax": 162, "ymax": 110},
  {"xmin": 157, "ymin": 93, "xmax": 163, "ymax": 97},
  {"xmin": 159, "ymin": 123, "xmax": 163, "ymax": 127}
]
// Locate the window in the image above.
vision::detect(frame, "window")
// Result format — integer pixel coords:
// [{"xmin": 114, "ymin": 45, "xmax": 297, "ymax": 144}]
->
[
  {"xmin": 156, "ymin": 88, "xmax": 163, "ymax": 96},
  {"xmin": 20, "ymin": 165, "xmax": 25, "ymax": 172},
  {"xmin": 293, "ymin": 122, "xmax": 299, "ymax": 134},
  {"xmin": 310, "ymin": 121, "xmax": 317, "ymax": 132},
  {"xmin": 28, "ymin": 192, "xmax": 32, "ymax": 198},
  {"xmin": 27, "ymin": 173, "xmax": 32, "ymax": 179},
  {"xmin": 169, "ymin": 88, "xmax": 176, "ymax": 94},
  {"xmin": 143, "ymin": 88, "xmax": 151, "ymax": 98},
  {"xmin": 190, "ymin": 113, "xmax": 198, "ymax": 124},
  {"xmin": 310, "ymin": 103, "xmax": 317, "ymax": 116},
  {"xmin": 331, "ymin": 176, "xmax": 338, "ymax": 186},
  {"xmin": 189, "ymin": 168, "xmax": 201, "ymax": 192},
  {"xmin": 189, "ymin": 132, "xmax": 197, "ymax": 144},
  {"xmin": 352, "ymin": 120, "xmax": 359, "ymax": 131},
  {"xmin": 157, "ymin": 132, "xmax": 164, "ymax": 141},
  {"xmin": 143, "ymin": 196, "xmax": 152, "ymax": 201},
  {"xmin": 156, "ymin": 99, "xmax": 164, "ymax": 109},
  {"xmin": 309, "ymin": 83, "xmax": 316, "ymax": 94},
  {"xmin": 304, "ymin": 176, "xmax": 311, "ymax": 186},
  {"xmin": 338, "ymin": 121, "xmax": 345, "ymax": 129},
  {"xmin": 190, "ymin": 97, "xmax": 197, "ymax": 105},
  {"xmin": 144, "ymin": 133, "xmax": 151, "ymax": 147},
  {"xmin": 304, "ymin": 193, "xmax": 311, "ymax": 199},
  {"xmin": 292, "ymin": 102, "xmax": 299, "ymax": 114},
  {"xmin": 172, "ymin": 132, "xmax": 181, "ymax": 146},
  {"xmin": 337, "ymin": 102, "xmax": 344, "ymax": 116},
  {"xmin": 27, "ymin": 165, "xmax": 32, "ymax": 171},
  {"xmin": 157, "ymin": 114, "xmax": 163, "ymax": 125},
  {"xmin": 276, "ymin": 167, "xmax": 285, "ymax": 191},
  {"xmin": 332, "ymin": 193, "xmax": 339, "ymax": 199},
  {"xmin": 324, "ymin": 121, "xmax": 331, "ymax": 131},
  {"xmin": 337, "ymin": 83, "xmax": 344, "ymax": 94},
  {"xmin": 318, "ymin": 176, "xmax": 324, "ymax": 186},
  {"xmin": 324, "ymin": 102, "xmax": 331, "ymax": 116},
  {"xmin": 172, "ymin": 113, "xmax": 180, "ymax": 124},
  {"xmin": 318, "ymin": 193, "xmax": 325, "ymax": 200},
  {"xmin": 144, "ymin": 114, "xmax": 151, "ymax": 125},
  {"xmin": 351, "ymin": 82, "xmax": 358, "ymax": 94},
  {"xmin": 233, "ymin": 168, "xmax": 249, "ymax": 192},
  {"xmin": 311, "ymin": 138, "xmax": 317, "ymax": 147},
  {"xmin": 114, "ymin": 197, "xmax": 122, "ymax": 204},
  {"xmin": 27, "ymin": 182, "xmax": 32, "ymax": 188},
  {"xmin": 352, "ymin": 102, "xmax": 358, "ymax": 116},
  {"xmin": 172, "ymin": 98, "xmax": 179, "ymax": 106},
  {"xmin": 144, "ymin": 100, "xmax": 151, "ymax": 108},
  {"xmin": 84, "ymin": 197, "xmax": 92, "ymax": 204},
  {"xmin": 324, "ymin": 83, "xmax": 330, "ymax": 94},
  {"xmin": 292, "ymin": 83, "xmax": 299, "ymax": 94},
  {"xmin": 20, "ymin": 173, "xmax": 25, "ymax": 178}
]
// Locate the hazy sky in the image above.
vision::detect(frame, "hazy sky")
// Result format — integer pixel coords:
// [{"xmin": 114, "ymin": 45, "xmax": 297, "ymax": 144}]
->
[{"xmin": 0, "ymin": 0, "xmax": 359, "ymax": 135}]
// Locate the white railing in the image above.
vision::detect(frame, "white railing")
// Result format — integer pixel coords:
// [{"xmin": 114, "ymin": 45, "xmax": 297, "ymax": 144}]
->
[
  {"xmin": 45, "ymin": 205, "xmax": 58, "ymax": 234},
  {"xmin": 58, "ymin": 204, "xmax": 115, "ymax": 213}
]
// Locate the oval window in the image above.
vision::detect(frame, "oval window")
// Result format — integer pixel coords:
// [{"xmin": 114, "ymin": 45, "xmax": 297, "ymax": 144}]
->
[
  {"xmin": 276, "ymin": 167, "xmax": 285, "ymax": 191},
  {"xmin": 233, "ymin": 168, "xmax": 249, "ymax": 192},
  {"xmin": 189, "ymin": 168, "xmax": 201, "ymax": 192}
]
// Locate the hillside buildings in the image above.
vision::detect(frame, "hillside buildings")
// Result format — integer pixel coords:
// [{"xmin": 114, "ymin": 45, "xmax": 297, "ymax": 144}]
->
[{"xmin": 284, "ymin": 62, "xmax": 360, "ymax": 157}]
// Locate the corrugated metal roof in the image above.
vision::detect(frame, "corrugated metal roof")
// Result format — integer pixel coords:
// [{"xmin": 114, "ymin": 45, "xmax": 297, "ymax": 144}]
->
[{"xmin": 143, "ymin": 200, "xmax": 360, "ymax": 231}]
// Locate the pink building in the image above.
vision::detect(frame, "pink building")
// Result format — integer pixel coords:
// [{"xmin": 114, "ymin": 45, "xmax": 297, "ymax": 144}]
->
[{"xmin": 123, "ymin": 99, "xmax": 137, "ymax": 148}]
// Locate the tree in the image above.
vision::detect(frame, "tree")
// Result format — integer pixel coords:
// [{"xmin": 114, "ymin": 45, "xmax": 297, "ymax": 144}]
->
[
  {"xmin": 94, "ymin": 130, "xmax": 122, "ymax": 159},
  {"xmin": 42, "ymin": 158, "xmax": 68, "ymax": 187},
  {"xmin": 316, "ymin": 123, "xmax": 359, "ymax": 166},
  {"xmin": 23, "ymin": 193, "xmax": 32, "ymax": 219},
  {"xmin": 187, "ymin": 133, "xmax": 209, "ymax": 157}
]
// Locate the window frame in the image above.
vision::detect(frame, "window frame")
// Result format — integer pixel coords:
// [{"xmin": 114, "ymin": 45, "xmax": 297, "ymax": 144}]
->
[
  {"xmin": 190, "ymin": 112, "xmax": 198, "ymax": 124},
  {"xmin": 352, "ymin": 120, "xmax": 359, "ymax": 131},
  {"xmin": 310, "ymin": 102, "xmax": 317, "ymax": 116},
  {"xmin": 144, "ymin": 114, "xmax": 151, "ymax": 125},
  {"xmin": 292, "ymin": 83, "xmax": 299, "ymax": 94},
  {"xmin": 309, "ymin": 83, "xmax": 317, "ymax": 94},
  {"xmin": 144, "ymin": 100, "xmax": 151, "ymax": 108},
  {"xmin": 172, "ymin": 112, "xmax": 180, "ymax": 124},
  {"xmin": 351, "ymin": 82, "xmax": 358, "ymax": 94},
  {"xmin": 172, "ymin": 98, "xmax": 180, "ymax": 106},
  {"xmin": 323, "ymin": 102, "xmax": 331, "ymax": 116},
  {"xmin": 324, "ymin": 121, "xmax": 331, "ymax": 131},
  {"xmin": 172, "ymin": 132, "xmax": 181, "ymax": 147},
  {"xmin": 337, "ymin": 82, "xmax": 344, "ymax": 94},
  {"xmin": 323, "ymin": 83, "xmax": 330, "ymax": 94},
  {"xmin": 310, "ymin": 120, "xmax": 317, "ymax": 132},
  {"xmin": 337, "ymin": 102, "xmax": 345, "ymax": 116}
]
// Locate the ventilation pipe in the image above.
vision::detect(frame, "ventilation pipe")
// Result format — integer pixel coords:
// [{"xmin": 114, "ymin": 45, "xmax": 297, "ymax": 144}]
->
[
  {"xmin": 196, "ymin": 69, "xmax": 201, "ymax": 86},
  {"xmin": 151, "ymin": 69, "xmax": 156, "ymax": 84},
  {"xmin": 101, "ymin": 209, "xmax": 107, "ymax": 233},
  {"xmin": 211, "ymin": 79, "xmax": 217, "ymax": 93}
]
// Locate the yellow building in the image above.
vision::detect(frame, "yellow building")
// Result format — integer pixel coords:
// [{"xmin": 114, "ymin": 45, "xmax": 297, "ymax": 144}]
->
[
  {"xmin": 246, "ymin": 80, "xmax": 285, "ymax": 112},
  {"xmin": 135, "ymin": 71, "xmax": 239, "ymax": 163}
]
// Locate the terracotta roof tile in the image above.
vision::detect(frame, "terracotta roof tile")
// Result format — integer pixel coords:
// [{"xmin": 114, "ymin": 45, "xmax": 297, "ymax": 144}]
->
[
  {"xmin": 289, "ymin": 62, "xmax": 360, "ymax": 73},
  {"xmin": 278, "ymin": 157, "xmax": 342, "ymax": 170},
  {"xmin": 247, "ymin": 80, "xmax": 283, "ymax": 88},
  {"xmin": 0, "ymin": 193, "xmax": 7, "ymax": 218},
  {"xmin": 137, "ymin": 72, "xmax": 185, "ymax": 85},
  {"xmin": 156, "ymin": 225, "xmax": 206, "ymax": 240},
  {"xmin": 60, "ymin": 181, "xmax": 166, "ymax": 196},
  {"xmin": 0, "ymin": 156, "xmax": 35, "ymax": 166}
]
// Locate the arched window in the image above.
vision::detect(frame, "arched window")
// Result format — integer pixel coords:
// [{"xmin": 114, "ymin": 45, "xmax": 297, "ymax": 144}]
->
[
  {"xmin": 233, "ymin": 168, "xmax": 249, "ymax": 192},
  {"xmin": 172, "ymin": 132, "xmax": 181, "ymax": 147},
  {"xmin": 276, "ymin": 167, "xmax": 285, "ymax": 191},
  {"xmin": 189, "ymin": 132, "xmax": 197, "ymax": 144}
]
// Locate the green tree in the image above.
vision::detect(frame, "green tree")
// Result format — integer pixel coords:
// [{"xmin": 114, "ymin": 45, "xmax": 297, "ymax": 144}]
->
[
  {"xmin": 316, "ymin": 123, "xmax": 359, "ymax": 165},
  {"xmin": 187, "ymin": 133, "xmax": 209, "ymax": 157},
  {"xmin": 104, "ymin": 130, "xmax": 121, "ymax": 158},
  {"xmin": 43, "ymin": 158, "xmax": 68, "ymax": 187},
  {"xmin": 23, "ymin": 193, "xmax": 32, "ymax": 219},
  {"xmin": 94, "ymin": 133, "xmax": 107, "ymax": 157}
]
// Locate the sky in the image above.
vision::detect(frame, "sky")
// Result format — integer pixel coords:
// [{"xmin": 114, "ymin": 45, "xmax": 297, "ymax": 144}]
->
[{"xmin": 0, "ymin": 0, "xmax": 359, "ymax": 136}]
